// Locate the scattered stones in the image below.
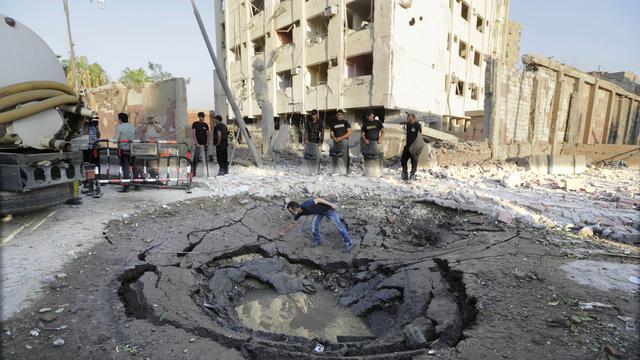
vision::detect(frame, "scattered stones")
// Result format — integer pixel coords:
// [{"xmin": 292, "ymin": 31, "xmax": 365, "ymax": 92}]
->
[
  {"xmin": 578, "ymin": 226, "xmax": 593, "ymax": 237},
  {"xmin": 29, "ymin": 328, "xmax": 40, "ymax": 337},
  {"xmin": 501, "ymin": 173, "xmax": 522, "ymax": 188},
  {"xmin": 38, "ymin": 308, "xmax": 52, "ymax": 313},
  {"xmin": 563, "ymin": 178, "xmax": 584, "ymax": 191},
  {"xmin": 39, "ymin": 312, "xmax": 58, "ymax": 323},
  {"xmin": 238, "ymin": 199, "xmax": 251, "ymax": 205},
  {"xmin": 52, "ymin": 338, "xmax": 65, "ymax": 347},
  {"xmin": 497, "ymin": 212, "xmax": 513, "ymax": 225}
]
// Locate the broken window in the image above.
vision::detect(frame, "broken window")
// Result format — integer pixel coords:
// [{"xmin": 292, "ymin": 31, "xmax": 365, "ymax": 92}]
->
[
  {"xmin": 476, "ymin": 15, "xmax": 484, "ymax": 32},
  {"xmin": 346, "ymin": 0, "xmax": 374, "ymax": 31},
  {"xmin": 346, "ymin": 53, "xmax": 373, "ymax": 77},
  {"xmin": 460, "ymin": 2, "xmax": 469, "ymax": 21},
  {"xmin": 307, "ymin": 62, "xmax": 329, "ymax": 86},
  {"xmin": 470, "ymin": 84, "xmax": 478, "ymax": 100},
  {"xmin": 474, "ymin": 51, "xmax": 481, "ymax": 66},
  {"xmin": 252, "ymin": 36, "xmax": 264, "ymax": 55},
  {"xmin": 459, "ymin": 40, "xmax": 467, "ymax": 59},
  {"xmin": 277, "ymin": 71, "xmax": 292, "ymax": 91},
  {"xmin": 249, "ymin": 0, "xmax": 264, "ymax": 16},
  {"xmin": 455, "ymin": 80, "xmax": 464, "ymax": 96},
  {"xmin": 277, "ymin": 25, "xmax": 294, "ymax": 46},
  {"xmin": 307, "ymin": 15, "xmax": 328, "ymax": 43}
]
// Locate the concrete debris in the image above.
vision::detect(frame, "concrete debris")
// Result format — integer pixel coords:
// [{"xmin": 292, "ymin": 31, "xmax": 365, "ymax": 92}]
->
[
  {"xmin": 190, "ymin": 147, "xmax": 638, "ymax": 243},
  {"xmin": 578, "ymin": 226, "xmax": 594, "ymax": 237},
  {"xmin": 501, "ymin": 173, "xmax": 522, "ymax": 188},
  {"xmin": 52, "ymin": 338, "xmax": 65, "ymax": 347},
  {"xmin": 578, "ymin": 302, "xmax": 616, "ymax": 310}
]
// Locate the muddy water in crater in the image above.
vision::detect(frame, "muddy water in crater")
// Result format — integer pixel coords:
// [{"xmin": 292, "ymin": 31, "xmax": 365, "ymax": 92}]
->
[{"xmin": 235, "ymin": 288, "xmax": 371, "ymax": 341}]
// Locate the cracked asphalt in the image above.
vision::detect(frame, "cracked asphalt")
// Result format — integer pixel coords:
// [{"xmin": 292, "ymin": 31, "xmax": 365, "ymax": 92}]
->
[{"xmin": 1, "ymin": 195, "xmax": 638, "ymax": 359}]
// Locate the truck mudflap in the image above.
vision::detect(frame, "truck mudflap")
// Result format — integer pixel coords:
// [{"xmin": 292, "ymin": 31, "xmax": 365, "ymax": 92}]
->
[{"xmin": 0, "ymin": 151, "xmax": 84, "ymax": 192}]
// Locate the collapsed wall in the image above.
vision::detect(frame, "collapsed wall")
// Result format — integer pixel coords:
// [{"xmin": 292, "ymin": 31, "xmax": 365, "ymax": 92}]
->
[
  {"xmin": 85, "ymin": 78, "xmax": 189, "ymax": 144},
  {"xmin": 484, "ymin": 54, "xmax": 640, "ymax": 166}
]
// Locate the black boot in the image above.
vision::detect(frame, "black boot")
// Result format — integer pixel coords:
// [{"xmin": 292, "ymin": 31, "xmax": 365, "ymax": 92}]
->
[
  {"xmin": 410, "ymin": 171, "xmax": 417, "ymax": 180},
  {"xmin": 401, "ymin": 171, "xmax": 408, "ymax": 181}
]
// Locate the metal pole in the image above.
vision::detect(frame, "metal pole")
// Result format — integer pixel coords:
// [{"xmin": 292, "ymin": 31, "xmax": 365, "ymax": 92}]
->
[
  {"xmin": 63, "ymin": 0, "xmax": 80, "ymax": 92},
  {"xmin": 190, "ymin": 0, "xmax": 262, "ymax": 167}
]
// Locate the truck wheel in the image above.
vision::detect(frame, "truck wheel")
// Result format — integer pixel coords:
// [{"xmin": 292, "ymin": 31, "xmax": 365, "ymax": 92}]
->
[{"xmin": 0, "ymin": 184, "xmax": 72, "ymax": 215}]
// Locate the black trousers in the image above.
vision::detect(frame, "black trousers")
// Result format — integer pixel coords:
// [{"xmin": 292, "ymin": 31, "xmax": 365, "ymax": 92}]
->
[
  {"xmin": 120, "ymin": 152, "xmax": 139, "ymax": 188},
  {"xmin": 401, "ymin": 145, "xmax": 417, "ymax": 174},
  {"xmin": 216, "ymin": 145, "xmax": 229, "ymax": 174}
]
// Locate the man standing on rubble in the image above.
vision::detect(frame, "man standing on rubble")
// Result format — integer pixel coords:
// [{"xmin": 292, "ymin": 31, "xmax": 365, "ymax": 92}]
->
[
  {"xmin": 401, "ymin": 113, "xmax": 422, "ymax": 180},
  {"xmin": 361, "ymin": 110, "xmax": 384, "ymax": 145},
  {"xmin": 281, "ymin": 198, "xmax": 353, "ymax": 253},
  {"xmin": 213, "ymin": 115, "xmax": 229, "ymax": 176},
  {"xmin": 191, "ymin": 111, "xmax": 209, "ymax": 177},
  {"xmin": 114, "ymin": 112, "xmax": 136, "ymax": 192},
  {"xmin": 330, "ymin": 109, "xmax": 352, "ymax": 173}
]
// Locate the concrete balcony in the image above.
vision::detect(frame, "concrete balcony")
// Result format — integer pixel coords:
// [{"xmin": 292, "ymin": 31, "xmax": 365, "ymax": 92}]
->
[
  {"xmin": 275, "ymin": 87, "xmax": 295, "ymax": 113},
  {"xmin": 275, "ymin": 44, "xmax": 295, "ymax": 72},
  {"xmin": 305, "ymin": 0, "xmax": 339, "ymax": 19},
  {"xmin": 342, "ymin": 75, "xmax": 373, "ymax": 108},
  {"xmin": 345, "ymin": 26, "xmax": 374, "ymax": 57},
  {"xmin": 306, "ymin": 37, "xmax": 330, "ymax": 66}
]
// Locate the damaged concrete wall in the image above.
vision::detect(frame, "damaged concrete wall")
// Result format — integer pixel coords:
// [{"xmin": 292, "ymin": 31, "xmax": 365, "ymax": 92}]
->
[
  {"xmin": 485, "ymin": 54, "xmax": 640, "ymax": 161},
  {"xmin": 85, "ymin": 78, "xmax": 189, "ymax": 144},
  {"xmin": 217, "ymin": 0, "xmax": 511, "ymax": 123}
]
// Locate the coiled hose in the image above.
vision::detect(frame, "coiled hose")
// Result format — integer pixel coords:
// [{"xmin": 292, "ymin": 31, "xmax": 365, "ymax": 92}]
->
[{"xmin": 0, "ymin": 81, "xmax": 78, "ymax": 124}]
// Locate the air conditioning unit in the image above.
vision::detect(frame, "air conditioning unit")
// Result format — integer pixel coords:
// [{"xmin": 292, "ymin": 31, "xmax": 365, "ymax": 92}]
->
[
  {"xmin": 290, "ymin": 67, "xmax": 301, "ymax": 75},
  {"xmin": 324, "ymin": 5, "xmax": 338, "ymax": 17}
]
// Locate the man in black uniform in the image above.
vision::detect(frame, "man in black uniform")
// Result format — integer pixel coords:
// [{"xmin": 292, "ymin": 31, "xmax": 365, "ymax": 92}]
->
[
  {"xmin": 213, "ymin": 115, "xmax": 229, "ymax": 175},
  {"xmin": 361, "ymin": 110, "xmax": 384, "ymax": 144},
  {"xmin": 401, "ymin": 113, "xmax": 422, "ymax": 180},
  {"xmin": 330, "ymin": 109, "xmax": 352, "ymax": 173},
  {"xmin": 304, "ymin": 109, "xmax": 324, "ymax": 145},
  {"xmin": 281, "ymin": 198, "xmax": 353, "ymax": 253},
  {"xmin": 191, "ymin": 112, "xmax": 209, "ymax": 177}
]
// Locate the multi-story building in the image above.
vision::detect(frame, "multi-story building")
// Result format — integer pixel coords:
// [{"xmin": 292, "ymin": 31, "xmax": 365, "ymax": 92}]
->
[{"xmin": 214, "ymin": 0, "xmax": 512, "ymax": 126}]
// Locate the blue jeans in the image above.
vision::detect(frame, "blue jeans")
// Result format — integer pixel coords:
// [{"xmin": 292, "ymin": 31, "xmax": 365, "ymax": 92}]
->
[{"xmin": 311, "ymin": 210, "xmax": 352, "ymax": 246}]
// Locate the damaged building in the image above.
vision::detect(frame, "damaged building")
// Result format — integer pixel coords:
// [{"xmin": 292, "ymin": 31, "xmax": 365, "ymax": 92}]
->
[
  {"xmin": 213, "ymin": 0, "xmax": 516, "ymax": 127},
  {"xmin": 482, "ymin": 54, "xmax": 640, "ymax": 169}
]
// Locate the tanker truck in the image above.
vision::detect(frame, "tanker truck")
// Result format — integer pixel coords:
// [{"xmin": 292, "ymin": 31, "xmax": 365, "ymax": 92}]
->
[{"xmin": 0, "ymin": 14, "xmax": 96, "ymax": 215}]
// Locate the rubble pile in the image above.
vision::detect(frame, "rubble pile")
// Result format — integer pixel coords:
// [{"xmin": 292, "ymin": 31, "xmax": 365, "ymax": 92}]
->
[{"xmin": 194, "ymin": 154, "xmax": 639, "ymax": 245}]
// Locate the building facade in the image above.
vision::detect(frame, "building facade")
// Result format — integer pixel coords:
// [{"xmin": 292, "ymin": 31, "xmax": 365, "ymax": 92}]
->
[{"xmin": 214, "ymin": 0, "xmax": 512, "ymax": 125}]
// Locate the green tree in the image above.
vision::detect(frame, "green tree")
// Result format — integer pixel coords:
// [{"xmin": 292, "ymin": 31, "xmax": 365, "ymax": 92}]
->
[
  {"xmin": 61, "ymin": 56, "xmax": 109, "ymax": 90},
  {"xmin": 119, "ymin": 67, "xmax": 150, "ymax": 86},
  {"xmin": 148, "ymin": 62, "xmax": 172, "ymax": 82}
]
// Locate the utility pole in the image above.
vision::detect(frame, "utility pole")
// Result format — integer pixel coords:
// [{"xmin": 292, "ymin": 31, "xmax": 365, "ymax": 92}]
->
[
  {"xmin": 190, "ymin": 0, "xmax": 262, "ymax": 167},
  {"xmin": 63, "ymin": 0, "xmax": 80, "ymax": 93}
]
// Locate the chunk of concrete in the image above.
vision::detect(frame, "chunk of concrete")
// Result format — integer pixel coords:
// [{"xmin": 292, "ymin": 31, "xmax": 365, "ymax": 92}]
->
[
  {"xmin": 573, "ymin": 155, "xmax": 587, "ymax": 174},
  {"xmin": 527, "ymin": 155, "xmax": 548, "ymax": 175},
  {"xmin": 548, "ymin": 155, "xmax": 574, "ymax": 175},
  {"xmin": 563, "ymin": 178, "xmax": 584, "ymax": 191}
]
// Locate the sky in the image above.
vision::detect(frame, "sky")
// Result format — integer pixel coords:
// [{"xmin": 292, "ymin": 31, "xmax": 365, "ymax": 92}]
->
[{"xmin": 3, "ymin": 0, "xmax": 639, "ymax": 109}]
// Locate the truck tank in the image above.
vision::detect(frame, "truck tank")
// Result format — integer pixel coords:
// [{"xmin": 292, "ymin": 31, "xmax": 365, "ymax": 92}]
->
[{"xmin": 0, "ymin": 14, "xmax": 95, "ymax": 215}]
